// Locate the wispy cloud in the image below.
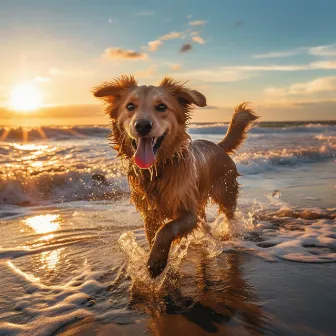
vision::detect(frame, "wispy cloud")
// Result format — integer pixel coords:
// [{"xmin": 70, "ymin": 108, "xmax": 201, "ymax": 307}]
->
[
  {"xmin": 108, "ymin": 18, "xmax": 113, "ymax": 24},
  {"xmin": 192, "ymin": 36, "xmax": 205, "ymax": 44},
  {"xmin": 103, "ymin": 48, "xmax": 148, "ymax": 60},
  {"xmin": 160, "ymin": 31, "xmax": 183, "ymax": 40},
  {"xmin": 147, "ymin": 39, "xmax": 163, "ymax": 52},
  {"xmin": 265, "ymin": 76, "xmax": 336, "ymax": 96},
  {"xmin": 309, "ymin": 44, "xmax": 336, "ymax": 56},
  {"xmin": 143, "ymin": 31, "xmax": 185, "ymax": 53},
  {"xmin": 33, "ymin": 76, "xmax": 51, "ymax": 83},
  {"xmin": 167, "ymin": 59, "xmax": 336, "ymax": 85},
  {"xmin": 253, "ymin": 43, "xmax": 336, "ymax": 59},
  {"xmin": 170, "ymin": 64, "xmax": 182, "ymax": 70},
  {"xmin": 172, "ymin": 69, "xmax": 254, "ymax": 83},
  {"xmin": 290, "ymin": 76, "xmax": 336, "ymax": 95},
  {"xmin": 180, "ymin": 43, "xmax": 193, "ymax": 53},
  {"xmin": 135, "ymin": 11, "xmax": 154, "ymax": 16},
  {"xmin": 310, "ymin": 60, "xmax": 336, "ymax": 69},
  {"xmin": 134, "ymin": 65, "xmax": 157, "ymax": 78},
  {"xmin": 220, "ymin": 61, "xmax": 336, "ymax": 71},
  {"xmin": 253, "ymin": 50, "xmax": 302, "ymax": 59},
  {"xmin": 220, "ymin": 64, "xmax": 308, "ymax": 71},
  {"xmin": 189, "ymin": 20, "xmax": 207, "ymax": 26}
]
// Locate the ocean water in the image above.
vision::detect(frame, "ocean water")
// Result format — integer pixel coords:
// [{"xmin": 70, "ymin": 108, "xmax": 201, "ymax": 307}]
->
[{"xmin": 0, "ymin": 122, "xmax": 335, "ymax": 335}]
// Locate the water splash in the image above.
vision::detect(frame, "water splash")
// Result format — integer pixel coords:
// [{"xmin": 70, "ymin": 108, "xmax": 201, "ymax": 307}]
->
[{"xmin": 272, "ymin": 190, "xmax": 281, "ymax": 199}]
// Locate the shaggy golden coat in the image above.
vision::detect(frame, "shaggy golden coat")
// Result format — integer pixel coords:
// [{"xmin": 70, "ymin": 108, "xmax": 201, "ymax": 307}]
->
[{"xmin": 93, "ymin": 76, "xmax": 258, "ymax": 277}]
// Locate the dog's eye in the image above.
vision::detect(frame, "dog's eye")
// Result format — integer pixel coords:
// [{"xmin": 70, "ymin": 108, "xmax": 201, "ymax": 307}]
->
[
  {"xmin": 126, "ymin": 103, "xmax": 135, "ymax": 111},
  {"xmin": 156, "ymin": 104, "xmax": 167, "ymax": 112}
]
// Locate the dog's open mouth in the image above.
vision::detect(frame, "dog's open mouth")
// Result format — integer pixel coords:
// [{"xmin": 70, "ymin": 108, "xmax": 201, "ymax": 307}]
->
[{"xmin": 131, "ymin": 132, "xmax": 166, "ymax": 169}]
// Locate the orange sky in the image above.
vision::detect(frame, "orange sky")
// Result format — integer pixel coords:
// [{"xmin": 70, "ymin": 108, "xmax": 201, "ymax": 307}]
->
[{"xmin": 1, "ymin": 1, "xmax": 336, "ymax": 125}]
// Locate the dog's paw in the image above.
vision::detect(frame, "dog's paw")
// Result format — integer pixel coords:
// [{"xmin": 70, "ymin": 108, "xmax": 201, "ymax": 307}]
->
[{"xmin": 147, "ymin": 246, "xmax": 169, "ymax": 278}]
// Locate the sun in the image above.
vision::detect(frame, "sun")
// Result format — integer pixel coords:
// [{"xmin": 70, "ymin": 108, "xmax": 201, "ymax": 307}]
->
[{"xmin": 9, "ymin": 83, "xmax": 43, "ymax": 112}]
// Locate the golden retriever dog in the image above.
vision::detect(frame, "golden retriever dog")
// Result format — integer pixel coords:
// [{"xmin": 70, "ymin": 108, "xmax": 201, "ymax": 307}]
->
[{"xmin": 93, "ymin": 75, "xmax": 258, "ymax": 278}]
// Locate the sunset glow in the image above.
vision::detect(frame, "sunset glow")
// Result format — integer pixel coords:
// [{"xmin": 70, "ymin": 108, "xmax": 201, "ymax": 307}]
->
[{"xmin": 9, "ymin": 83, "xmax": 42, "ymax": 112}]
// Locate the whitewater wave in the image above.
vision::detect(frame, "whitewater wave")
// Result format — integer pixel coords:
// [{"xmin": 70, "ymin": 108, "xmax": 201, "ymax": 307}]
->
[
  {"xmin": 0, "ymin": 145, "xmax": 334, "ymax": 206},
  {"xmin": 0, "ymin": 170, "xmax": 128, "ymax": 207},
  {"xmin": 1, "ymin": 123, "xmax": 335, "ymax": 141},
  {"xmin": 235, "ymin": 145, "xmax": 335, "ymax": 175}
]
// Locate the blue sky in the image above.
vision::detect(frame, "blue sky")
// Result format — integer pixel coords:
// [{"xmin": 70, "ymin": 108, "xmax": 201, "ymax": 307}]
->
[{"xmin": 0, "ymin": 0, "xmax": 336, "ymax": 122}]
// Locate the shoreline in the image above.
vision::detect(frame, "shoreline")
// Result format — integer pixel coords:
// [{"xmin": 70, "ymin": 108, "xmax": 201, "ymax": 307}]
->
[{"xmin": 56, "ymin": 253, "xmax": 336, "ymax": 336}]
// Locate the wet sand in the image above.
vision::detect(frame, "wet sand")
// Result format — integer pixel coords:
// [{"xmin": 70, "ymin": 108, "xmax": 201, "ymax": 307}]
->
[{"xmin": 56, "ymin": 253, "xmax": 336, "ymax": 336}]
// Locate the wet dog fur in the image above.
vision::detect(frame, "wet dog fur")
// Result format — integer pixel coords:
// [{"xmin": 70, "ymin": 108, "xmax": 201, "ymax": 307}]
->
[{"xmin": 93, "ymin": 75, "xmax": 258, "ymax": 278}]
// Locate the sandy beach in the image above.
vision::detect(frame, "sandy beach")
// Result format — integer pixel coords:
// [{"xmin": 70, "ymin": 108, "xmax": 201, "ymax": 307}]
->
[{"xmin": 0, "ymin": 122, "xmax": 335, "ymax": 336}]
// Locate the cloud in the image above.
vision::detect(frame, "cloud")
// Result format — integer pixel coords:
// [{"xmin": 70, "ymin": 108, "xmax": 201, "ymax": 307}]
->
[
  {"xmin": 226, "ymin": 61, "xmax": 336, "ymax": 71},
  {"xmin": 253, "ymin": 49, "xmax": 303, "ymax": 59},
  {"xmin": 134, "ymin": 65, "xmax": 157, "ymax": 78},
  {"xmin": 160, "ymin": 31, "xmax": 183, "ymax": 40},
  {"xmin": 147, "ymin": 39, "xmax": 163, "ymax": 52},
  {"xmin": 135, "ymin": 11, "xmax": 154, "ymax": 16},
  {"xmin": 33, "ymin": 76, "xmax": 51, "ymax": 83},
  {"xmin": 103, "ymin": 48, "xmax": 148, "ymax": 60},
  {"xmin": 108, "ymin": 18, "xmax": 112, "ymax": 24},
  {"xmin": 264, "ymin": 87, "xmax": 287, "ymax": 97},
  {"xmin": 172, "ymin": 69, "xmax": 254, "ymax": 83},
  {"xmin": 189, "ymin": 20, "xmax": 207, "ymax": 26},
  {"xmin": 171, "ymin": 64, "xmax": 182, "ymax": 70},
  {"xmin": 187, "ymin": 14, "xmax": 192, "ymax": 19},
  {"xmin": 180, "ymin": 43, "xmax": 193, "ymax": 53},
  {"xmin": 219, "ymin": 62, "xmax": 336, "ymax": 71},
  {"xmin": 167, "ymin": 60, "xmax": 336, "ymax": 85},
  {"xmin": 309, "ymin": 44, "xmax": 336, "ymax": 56},
  {"xmin": 265, "ymin": 76, "xmax": 336, "ymax": 97},
  {"xmin": 310, "ymin": 60, "xmax": 336, "ymax": 69},
  {"xmin": 192, "ymin": 36, "xmax": 205, "ymax": 44},
  {"xmin": 253, "ymin": 43, "xmax": 336, "ymax": 59},
  {"xmin": 143, "ymin": 31, "xmax": 185, "ymax": 53},
  {"xmin": 289, "ymin": 76, "xmax": 336, "ymax": 95},
  {"xmin": 220, "ymin": 64, "xmax": 308, "ymax": 71},
  {"xmin": 235, "ymin": 20, "xmax": 244, "ymax": 27}
]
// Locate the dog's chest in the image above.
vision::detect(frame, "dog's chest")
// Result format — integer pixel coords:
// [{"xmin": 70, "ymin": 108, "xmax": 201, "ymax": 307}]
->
[{"xmin": 129, "ymin": 163, "xmax": 198, "ymax": 218}]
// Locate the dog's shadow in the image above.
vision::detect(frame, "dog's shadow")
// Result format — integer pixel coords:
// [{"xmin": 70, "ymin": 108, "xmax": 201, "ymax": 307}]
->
[{"xmin": 129, "ymin": 249, "xmax": 266, "ymax": 335}]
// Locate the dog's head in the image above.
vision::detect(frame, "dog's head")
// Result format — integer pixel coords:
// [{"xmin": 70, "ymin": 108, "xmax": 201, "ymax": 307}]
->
[{"xmin": 93, "ymin": 75, "xmax": 206, "ymax": 169}]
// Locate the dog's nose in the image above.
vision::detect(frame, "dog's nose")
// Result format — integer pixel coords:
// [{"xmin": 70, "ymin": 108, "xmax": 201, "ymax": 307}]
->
[{"xmin": 134, "ymin": 119, "xmax": 153, "ymax": 136}]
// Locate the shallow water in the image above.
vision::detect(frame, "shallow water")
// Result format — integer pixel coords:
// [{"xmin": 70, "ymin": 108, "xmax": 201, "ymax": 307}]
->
[{"xmin": 0, "ymin": 122, "xmax": 335, "ymax": 335}]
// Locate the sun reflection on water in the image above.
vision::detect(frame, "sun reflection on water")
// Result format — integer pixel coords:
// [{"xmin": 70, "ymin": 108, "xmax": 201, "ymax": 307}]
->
[
  {"xmin": 24, "ymin": 214, "xmax": 60, "ymax": 234},
  {"xmin": 12, "ymin": 143, "xmax": 48, "ymax": 151},
  {"xmin": 23, "ymin": 214, "xmax": 63, "ymax": 272},
  {"xmin": 40, "ymin": 249, "xmax": 64, "ymax": 271}
]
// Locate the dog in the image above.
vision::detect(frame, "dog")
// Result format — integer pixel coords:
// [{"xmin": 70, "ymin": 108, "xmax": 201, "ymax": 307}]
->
[{"xmin": 93, "ymin": 75, "xmax": 258, "ymax": 278}]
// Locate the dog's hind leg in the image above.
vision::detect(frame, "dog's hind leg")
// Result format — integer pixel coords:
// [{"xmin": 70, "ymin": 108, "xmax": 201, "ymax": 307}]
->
[
  {"xmin": 147, "ymin": 212, "xmax": 198, "ymax": 278},
  {"xmin": 210, "ymin": 176, "xmax": 239, "ymax": 234}
]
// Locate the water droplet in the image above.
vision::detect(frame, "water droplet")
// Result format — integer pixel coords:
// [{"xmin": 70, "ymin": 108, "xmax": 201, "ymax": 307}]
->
[{"xmin": 272, "ymin": 190, "xmax": 281, "ymax": 199}]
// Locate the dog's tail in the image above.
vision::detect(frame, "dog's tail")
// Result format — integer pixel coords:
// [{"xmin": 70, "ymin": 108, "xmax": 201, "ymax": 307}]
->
[{"xmin": 218, "ymin": 103, "xmax": 259, "ymax": 154}]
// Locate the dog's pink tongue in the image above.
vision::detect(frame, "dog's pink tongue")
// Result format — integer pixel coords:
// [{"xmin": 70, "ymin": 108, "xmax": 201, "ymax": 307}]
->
[{"xmin": 134, "ymin": 138, "xmax": 155, "ymax": 169}]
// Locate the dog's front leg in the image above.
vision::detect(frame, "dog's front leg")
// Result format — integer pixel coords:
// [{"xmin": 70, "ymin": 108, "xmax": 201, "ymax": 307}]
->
[
  {"xmin": 144, "ymin": 211, "xmax": 163, "ymax": 247},
  {"xmin": 147, "ymin": 212, "xmax": 197, "ymax": 278}
]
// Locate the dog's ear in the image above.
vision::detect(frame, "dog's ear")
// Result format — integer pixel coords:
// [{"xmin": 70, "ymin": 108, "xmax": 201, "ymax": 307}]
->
[
  {"xmin": 177, "ymin": 89, "xmax": 207, "ymax": 107},
  {"xmin": 92, "ymin": 75, "xmax": 137, "ymax": 100},
  {"xmin": 160, "ymin": 77, "xmax": 207, "ymax": 107},
  {"xmin": 92, "ymin": 75, "xmax": 137, "ymax": 119}
]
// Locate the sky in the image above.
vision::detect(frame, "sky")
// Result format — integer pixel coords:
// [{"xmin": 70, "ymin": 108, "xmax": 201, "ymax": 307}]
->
[{"xmin": 0, "ymin": 0, "xmax": 336, "ymax": 124}]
